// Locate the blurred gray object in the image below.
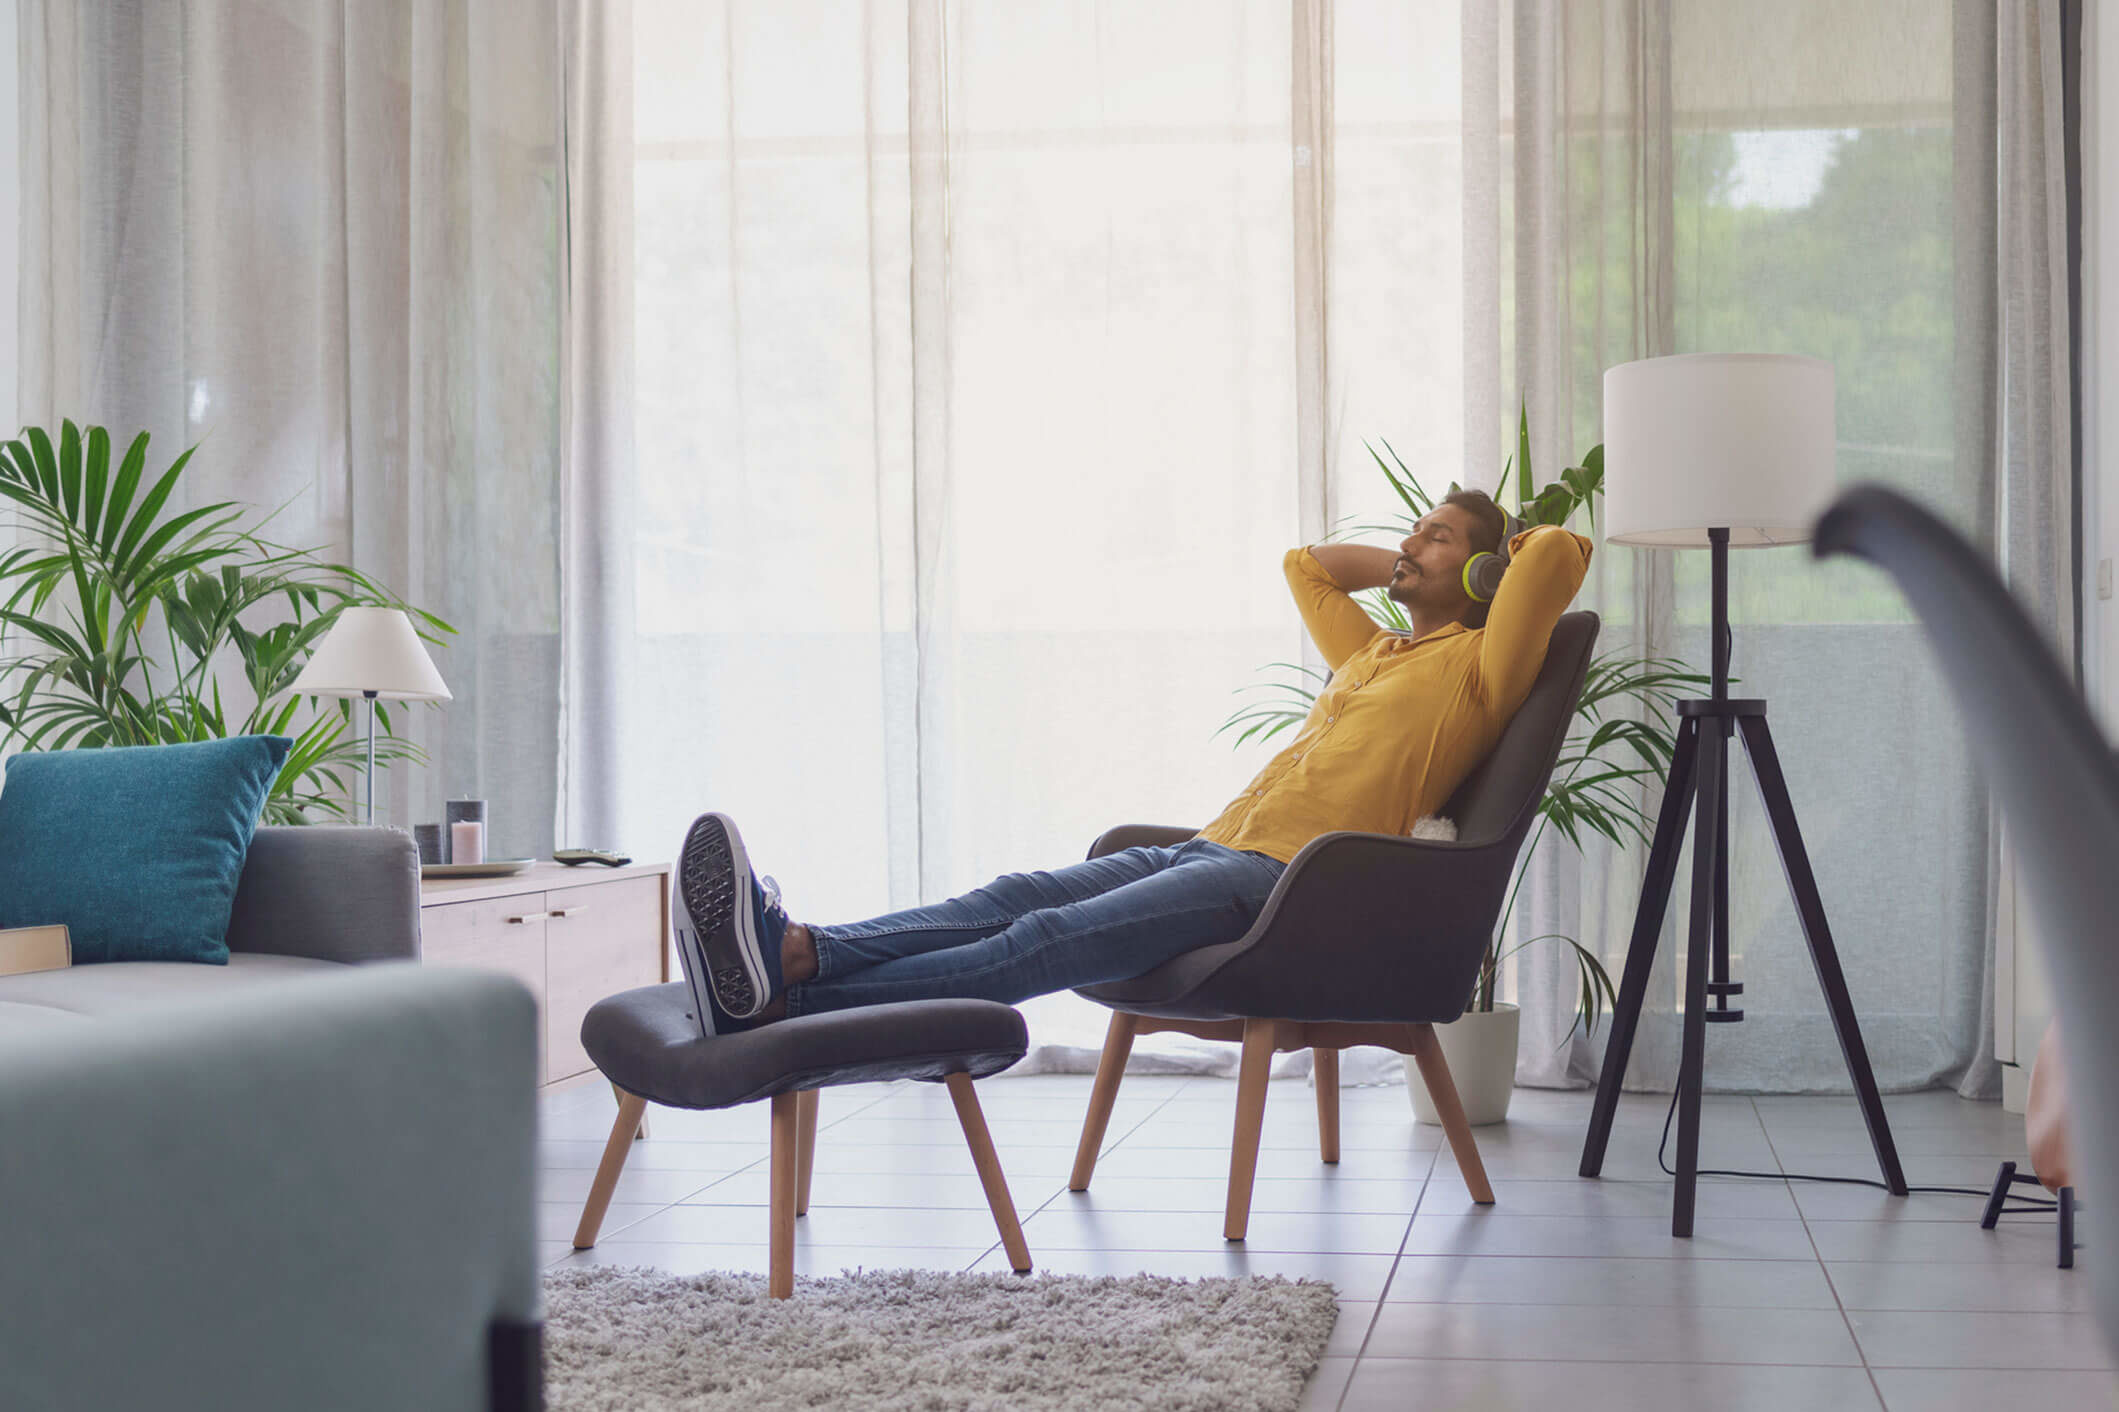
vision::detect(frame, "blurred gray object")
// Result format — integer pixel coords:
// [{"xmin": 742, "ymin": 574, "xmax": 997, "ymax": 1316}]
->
[
  {"xmin": 0, "ymin": 968, "xmax": 540, "ymax": 1410},
  {"xmin": 1813, "ymin": 485, "xmax": 2119, "ymax": 1357},
  {"xmin": 0, "ymin": 822, "xmax": 540, "ymax": 1409}
]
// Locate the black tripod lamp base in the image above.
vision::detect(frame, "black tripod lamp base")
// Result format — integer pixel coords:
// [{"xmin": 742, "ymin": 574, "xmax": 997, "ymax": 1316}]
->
[{"xmin": 1576, "ymin": 696, "xmax": 1907, "ymax": 1235}]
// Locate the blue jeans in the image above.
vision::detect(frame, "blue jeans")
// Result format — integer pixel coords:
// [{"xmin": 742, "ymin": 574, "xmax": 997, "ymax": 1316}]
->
[{"xmin": 783, "ymin": 839, "xmax": 1287, "ymax": 1017}]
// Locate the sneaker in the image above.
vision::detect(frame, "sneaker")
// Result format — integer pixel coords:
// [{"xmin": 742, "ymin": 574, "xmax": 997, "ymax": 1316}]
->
[
  {"xmin": 671, "ymin": 812, "xmax": 789, "ymax": 1032},
  {"xmin": 671, "ymin": 914, "xmax": 752, "ymax": 1038}
]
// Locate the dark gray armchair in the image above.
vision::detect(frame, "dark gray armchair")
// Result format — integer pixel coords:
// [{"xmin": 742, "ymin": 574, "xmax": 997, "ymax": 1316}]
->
[
  {"xmin": 1814, "ymin": 486, "xmax": 2119, "ymax": 1354},
  {"xmin": 1068, "ymin": 610, "xmax": 1601, "ymax": 1238}
]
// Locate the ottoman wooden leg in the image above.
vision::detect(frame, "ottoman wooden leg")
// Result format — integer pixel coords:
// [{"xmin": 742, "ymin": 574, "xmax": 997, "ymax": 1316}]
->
[
  {"xmin": 795, "ymin": 1090, "xmax": 819, "ymax": 1217},
  {"xmin": 574, "ymin": 1090, "xmax": 649, "ymax": 1249},
  {"xmin": 1070, "ymin": 1012, "xmax": 1137, "ymax": 1191},
  {"xmin": 769, "ymin": 1091, "xmax": 800, "ymax": 1298},
  {"xmin": 611, "ymin": 1081, "xmax": 649, "ymax": 1139},
  {"xmin": 947, "ymin": 1072, "xmax": 1032, "ymax": 1273}
]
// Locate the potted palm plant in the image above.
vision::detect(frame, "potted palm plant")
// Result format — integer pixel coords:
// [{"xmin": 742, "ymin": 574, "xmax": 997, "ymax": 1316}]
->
[
  {"xmin": 1218, "ymin": 413, "xmax": 1704, "ymax": 1123},
  {"xmin": 0, "ymin": 421, "xmax": 452, "ymax": 823}
]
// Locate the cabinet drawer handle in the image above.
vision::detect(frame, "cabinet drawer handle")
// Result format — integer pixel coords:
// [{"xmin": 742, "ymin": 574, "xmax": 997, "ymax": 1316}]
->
[
  {"xmin": 504, "ymin": 911, "xmax": 552, "ymax": 925},
  {"xmin": 550, "ymin": 906, "xmax": 588, "ymax": 918}
]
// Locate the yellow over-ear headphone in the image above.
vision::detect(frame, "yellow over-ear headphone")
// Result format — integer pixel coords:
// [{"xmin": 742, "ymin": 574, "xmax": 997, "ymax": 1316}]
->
[{"xmin": 1460, "ymin": 512, "xmax": 1528, "ymax": 604}]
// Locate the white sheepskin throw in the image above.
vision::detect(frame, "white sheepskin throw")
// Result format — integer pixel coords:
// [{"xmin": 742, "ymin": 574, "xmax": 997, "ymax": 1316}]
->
[{"xmin": 1409, "ymin": 815, "xmax": 1458, "ymax": 841}]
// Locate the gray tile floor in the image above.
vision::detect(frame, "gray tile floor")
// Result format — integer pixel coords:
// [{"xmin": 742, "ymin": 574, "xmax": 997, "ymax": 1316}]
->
[{"xmin": 539, "ymin": 1074, "xmax": 2117, "ymax": 1412}]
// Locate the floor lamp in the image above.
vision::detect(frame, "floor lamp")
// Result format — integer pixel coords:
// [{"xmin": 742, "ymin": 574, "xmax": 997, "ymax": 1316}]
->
[
  {"xmin": 1575, "ymin": 353, "xmax": 1907, "ymax": 1236},
  {"xmin": 288, "ymin": 606, "xmax": 451, "ymax": 825}
]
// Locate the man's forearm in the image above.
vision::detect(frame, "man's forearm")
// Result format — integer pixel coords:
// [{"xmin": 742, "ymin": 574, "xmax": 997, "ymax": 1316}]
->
[{"xmin": 1306, "ymin": 542, "xmax": 1400, "ymax": 592}]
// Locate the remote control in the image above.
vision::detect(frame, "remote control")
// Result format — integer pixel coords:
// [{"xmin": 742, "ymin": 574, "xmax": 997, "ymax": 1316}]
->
[{"xmin": 552, "ymin": 848, "xmax": 632, "ymax": 868}]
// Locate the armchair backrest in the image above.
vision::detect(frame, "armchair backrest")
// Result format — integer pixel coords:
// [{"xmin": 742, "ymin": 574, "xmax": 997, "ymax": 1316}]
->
[
  {"xmin": 1815, "ymin": 486, "xmax": 2119, "ymax": 1355},
  {"xmin": 1443, "ymin": 611, "xmax": 1602, "ymax": 847},
  {"xmin": 1078, "ymin": 610, "xmax": 1602, "ymax": 1024}
]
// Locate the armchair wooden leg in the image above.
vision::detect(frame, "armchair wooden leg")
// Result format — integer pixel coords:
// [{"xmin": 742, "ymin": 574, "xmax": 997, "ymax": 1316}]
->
[
  {"xmin": 573, "ymin": 1089, "xmax": 649, "ymax": 1249},
  {"xmin": 1225, "ymin": 1019, "xmax": 1277, "ymax": 1241},
  {"xmin": 795, "ymin": 1089, "xmax": 819, "ymax": 1217},
  {"xmin": 769, "ymin": 1092, "xmax": 800, "ymax": 1298},
  {"xmin": 1314, "ymin": 1047, "xmax": 1341, "ymax": 1164},
  {"xmin": 1070, "ymin": 1012, "xmax": 1138, "ymax": 1191},
  {"xmin": 1408, "ymin": 1024, "xmax": 1494, "ymax": 1204},
  {"xmin": 947, "ymin": 1072, "xmax": 1033, "ymax": 1272}
]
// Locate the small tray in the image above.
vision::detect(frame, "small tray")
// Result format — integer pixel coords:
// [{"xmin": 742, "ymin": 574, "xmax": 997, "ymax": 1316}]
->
[{"xmin": 421, "ymin": 859, "xmax": 536, "ymax": 879}]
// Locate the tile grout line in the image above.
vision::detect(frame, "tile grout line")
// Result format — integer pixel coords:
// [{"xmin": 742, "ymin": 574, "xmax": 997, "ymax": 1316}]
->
[
  {"xmin": 547, "ymin": 1079, "xmax": 2079, "ymax": 1395},
  {"xmin": 804, "ymin": 1074, "xmax": 1095, "ymax": 1274},
  {"xmin": 560, "ymin": 1074, "xmax": 1234, "ymax": 1269},
  {"xmin": 951, "ymin": 1074, "xmax": 1416, "ymax": 1276},
  {"xmin": 1338, "ymin": 1135, "xmax": 1441, "ymax": 1412},
  {"xmin": 1760, "ymin": 1096, "xmax": 1890, "ymax": 1410},
  {"xmin": 1030, "ymin": 1073, "xmax": 1434, "ymax": 1412},
  {"xmin": 546, "ymin": 1078, "xmax": 934, "ymax": 1270},
  {"xmin": 1314, "ymin": 1352, "xmax": 1874, "ymax": 1368},
  {"xmin": 956, "ymin": 1073, "xmax": 1221, "ymax": 1274}
]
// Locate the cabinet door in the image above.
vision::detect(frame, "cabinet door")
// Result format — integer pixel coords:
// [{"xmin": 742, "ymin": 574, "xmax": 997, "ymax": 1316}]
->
[
  {"xmin": 544, "ymin": 876, "xmax": 666, "ymax": 1084},
  {"xmin": 420, "ymin": 894, "xmax": 549, "ymax": 1079}
]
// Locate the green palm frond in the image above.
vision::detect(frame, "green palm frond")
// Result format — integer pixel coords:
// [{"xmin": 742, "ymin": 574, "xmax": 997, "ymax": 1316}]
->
[{"xmin": 0, "ymin": 421, "xmax": 455, "ymax": 822}]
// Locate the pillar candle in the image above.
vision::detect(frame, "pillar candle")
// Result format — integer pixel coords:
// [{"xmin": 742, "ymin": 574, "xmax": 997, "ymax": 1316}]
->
[
  {"xmin": 451, "ymin": 820, "xmax": 485, "ymax": 865},
  {"xmin": 412, "ymin": 823, "xmax": 446, "ymax": 865}
]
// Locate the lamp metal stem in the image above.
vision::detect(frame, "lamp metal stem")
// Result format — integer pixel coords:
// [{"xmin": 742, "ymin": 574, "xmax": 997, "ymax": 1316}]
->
[
  {"xmin": 364, "ymin": 690, "xmax": 378, "ymax": 826},
  {"xmin": 1707, "ymin": 528, "xmax": 1733, "ymax": 1009},
  {"xmin": 1709, "ymin": 526, "xmax": 1729, "ymax": 701}
]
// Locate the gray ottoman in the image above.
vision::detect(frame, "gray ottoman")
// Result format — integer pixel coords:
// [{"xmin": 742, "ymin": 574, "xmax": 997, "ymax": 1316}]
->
[{"xmin": 571, "ymin": 984, "xmax": 1033, "ymax": 1297}]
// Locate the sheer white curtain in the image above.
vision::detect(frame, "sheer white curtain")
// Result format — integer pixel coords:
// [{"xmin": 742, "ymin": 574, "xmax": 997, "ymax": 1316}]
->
[
  {"xmin": 614, "ymin": 0, "xmax": 2051, "ymax": 1085},
  {"xmin": 620, "ymin": 0, "xmax": 1312, "ymax": 1067},
  {"xmin": 1498, "ymin": 0, "xmax": 2064, "ymax": 1096},
  {"xmin": 18, "ymin": 0, "xmax": 563, "ymax": 856},
  {"xmin": 607, "ymin": 0, "xmax": 2048, "ymax": 1088},
  {"xmin": 22, "ymin": 0, "xmax": 2047, "ymax": 1095}
]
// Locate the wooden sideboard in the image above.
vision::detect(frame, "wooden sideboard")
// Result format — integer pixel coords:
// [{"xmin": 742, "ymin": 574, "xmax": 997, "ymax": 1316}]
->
[{"xmin": 419, "ymin": 861, "xmax": 670, "ymax": 1088}]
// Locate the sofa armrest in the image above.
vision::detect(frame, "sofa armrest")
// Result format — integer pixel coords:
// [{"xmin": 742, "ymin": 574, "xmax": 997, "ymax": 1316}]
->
[
  {"xmin": 0, "ymin": 965, "xmax": 540, "ymax": 1412},
  {"xmin": 226, "ymin": 825, "xmax": 422, "ymax": 964}
]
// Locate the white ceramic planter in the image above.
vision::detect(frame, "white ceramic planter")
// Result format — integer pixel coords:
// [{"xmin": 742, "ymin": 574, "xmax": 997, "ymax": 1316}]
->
[{"xmin": 1406, "ymin": 1003, "xmax": 1519, "ymax": 1127}]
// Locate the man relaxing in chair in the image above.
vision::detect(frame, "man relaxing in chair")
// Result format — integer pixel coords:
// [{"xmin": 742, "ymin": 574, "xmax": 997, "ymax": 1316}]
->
[{"xmin": 676, "ymin": 489, "xmax": 1592, "ymax": 1036}]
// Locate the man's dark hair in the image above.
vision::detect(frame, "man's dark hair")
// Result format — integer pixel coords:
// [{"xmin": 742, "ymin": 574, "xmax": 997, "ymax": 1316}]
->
[{"xmin": 1441, "ymin": 488, "xmax": 1506, "ymax": 559}]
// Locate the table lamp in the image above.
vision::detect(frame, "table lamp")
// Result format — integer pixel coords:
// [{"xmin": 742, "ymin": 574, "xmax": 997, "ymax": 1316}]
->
[
  {"xmin": 1574, "ymin": 353, "xmax": 1907, "ymax": 1235},
  {"xmin": 288, "ymin": 606, "xmax": 451, "ymax": 825}
]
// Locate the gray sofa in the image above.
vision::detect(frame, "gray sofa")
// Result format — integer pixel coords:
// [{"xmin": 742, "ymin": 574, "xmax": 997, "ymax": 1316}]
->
[
  {"xmin": 0, "ymin": 826, "xmax": 427, "ymax": 1029},
  {"xmin": 0, "ymin": 825, "xmax": 543, "ymax": 1412}
]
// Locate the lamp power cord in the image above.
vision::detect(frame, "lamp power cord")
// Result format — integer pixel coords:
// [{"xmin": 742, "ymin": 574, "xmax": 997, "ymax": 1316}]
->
[{"xmin": 1651, "ymin": 1083, "xmax": 2059, "ymax": 1214}]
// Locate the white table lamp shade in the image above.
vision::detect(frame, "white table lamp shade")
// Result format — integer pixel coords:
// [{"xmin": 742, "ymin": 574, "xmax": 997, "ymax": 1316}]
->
[
  {"xmin": 1602, "ymin": 353, "xmax": 1837, "ymax": 548},
  {"xmin": 289, "ymin": 606, "xmax": 451, "ymax": 701}
]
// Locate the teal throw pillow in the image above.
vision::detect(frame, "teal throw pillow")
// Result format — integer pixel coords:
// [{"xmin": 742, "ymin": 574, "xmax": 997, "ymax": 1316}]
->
[{"xmin": 0, "ymin": 735, "xmax": 292, "ymax": 965}]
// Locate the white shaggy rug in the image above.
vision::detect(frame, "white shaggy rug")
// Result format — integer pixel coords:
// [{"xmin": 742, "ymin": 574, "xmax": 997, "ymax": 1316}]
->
[{"xmin": 543, "ymin": 1266, "xmax": 1339, "ymax": 1412}]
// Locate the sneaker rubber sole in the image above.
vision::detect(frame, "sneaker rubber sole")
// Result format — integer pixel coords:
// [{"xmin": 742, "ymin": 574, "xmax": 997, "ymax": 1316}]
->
[{"xmin": 675, "ymin": 812, "xmax": 770, "ymax": 1020}]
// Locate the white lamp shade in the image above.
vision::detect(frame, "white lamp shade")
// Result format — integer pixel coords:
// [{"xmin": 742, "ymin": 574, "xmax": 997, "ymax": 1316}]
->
[
  {"xmin": 289, "ymin": 606, "xmax": 452, "ymax": 701},
  {"xmin": 1602, "ymin": 353, "xmax": 1837, "ymax": 548}
]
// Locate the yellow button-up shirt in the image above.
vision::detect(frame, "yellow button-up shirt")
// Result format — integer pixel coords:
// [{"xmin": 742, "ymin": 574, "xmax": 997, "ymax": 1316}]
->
[{"xmin": 1197, "ymin": 525, "xmax": 1594, "ymax": 864}]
